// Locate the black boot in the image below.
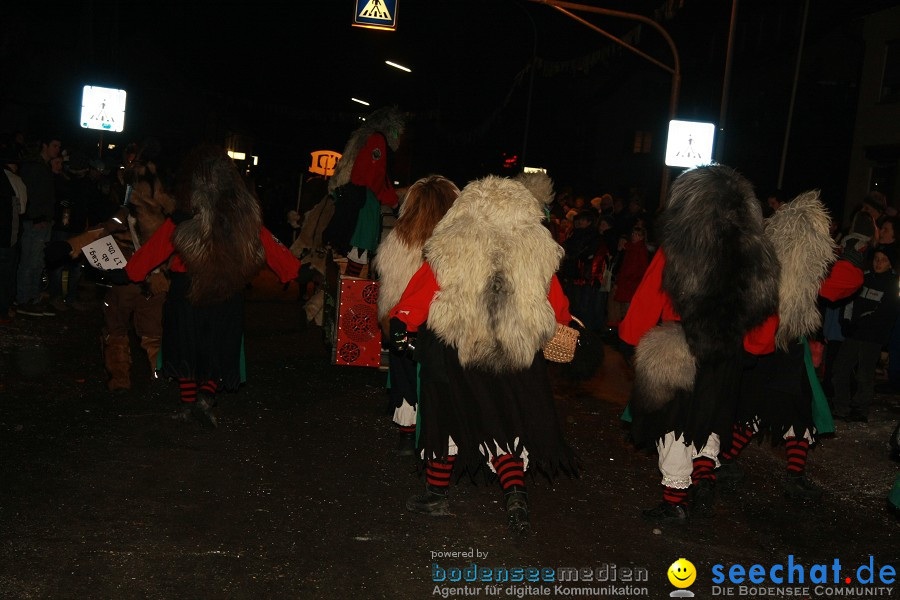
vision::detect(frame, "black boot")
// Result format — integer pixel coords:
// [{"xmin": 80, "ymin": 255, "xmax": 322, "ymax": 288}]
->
[
  {"xmin": 393, "ymin": 431, "xmax": 417, "ymax": 457},
  {"xmin": 191, "ymin": 393, "xmax": 218, "ymax": 429},
  {"xmin": 690, "ymin": 479, "xmax": 716, "ymax": 518},
  {"xmin": 406, "ymin": 484, "xmax": 451, "ymax": 516},
  {"xmin": 781, "ymin": 473, "xmax": 822, "ymax": 501},
  {"xmin": 714, "ymin": 459, "xmax": 745, "ymax": 485},
  {"xmin": 641, "ymin": 501, "xmax": 689, "ymax": 524},
  {"xmin": 505, "ymin": 486, "xmax": 530, "ymax": 537}
]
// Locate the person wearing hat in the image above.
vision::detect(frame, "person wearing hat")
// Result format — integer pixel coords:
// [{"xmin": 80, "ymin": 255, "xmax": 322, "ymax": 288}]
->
[
  {"xmin": 861, "ymin": 191, "xmax": 888, "ymax": 221},
  {"xmin": 831, "ymin": 243, "xmax": 900, "ymax": 423},
  {"xmin": 0, "ymin": 144, "xmax": 26, "ymax": 323}
]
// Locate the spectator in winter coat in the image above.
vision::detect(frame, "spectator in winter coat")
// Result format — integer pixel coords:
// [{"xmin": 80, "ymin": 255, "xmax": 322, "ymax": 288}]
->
[{"xmin": 831, "ymin": 246, "xmax": 900, "ymax": 423}]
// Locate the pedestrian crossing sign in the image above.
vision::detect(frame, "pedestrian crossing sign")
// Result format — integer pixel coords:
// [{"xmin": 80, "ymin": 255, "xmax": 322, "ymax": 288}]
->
[{"xmin": 353, "ymin": 0, "xmax": 398, "ymax": 31}]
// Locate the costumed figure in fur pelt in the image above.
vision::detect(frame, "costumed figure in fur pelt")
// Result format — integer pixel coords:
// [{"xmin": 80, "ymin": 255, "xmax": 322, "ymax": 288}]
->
[
  {"xmin": 372, "ymin": 175, "xmax": 459, "ymax": 457},
  {"xmin": 619, "ymin": 165, "xmax": 780, "ymax": 524},
  {"xmin": 389, "ymin": 174, "xmax": 577, "ymax": 538},
  {"xmin": 45, "ymin": 144, "xmax": 175, "ymax": 391},
  {"xmin": 323, "ymin": 106, "xmax": 405, "ymax": 277},
  {"xmin": 100, "ymin": 140, "xmax": 174, "ymax": 391},
  {"xmin": 719, "ymin": 193, "xmax": 870, "ymax": 500},
  {"xmin": 102, "ymin": 145, "xmax": 305, "ymax": 427}
]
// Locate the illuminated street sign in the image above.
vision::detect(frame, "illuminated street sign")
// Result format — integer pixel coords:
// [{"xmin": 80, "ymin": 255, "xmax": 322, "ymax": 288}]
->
[
  {"xmin": 80, "ymin": 85, "xmax": 127, "ymax": 132},
  {"xmin": 353, "ymin": 0, "xmax": 398, "ymax": 31},
  {"xmin": 665, "ymin": 120, "xmax": 715, "ymax": 168}
]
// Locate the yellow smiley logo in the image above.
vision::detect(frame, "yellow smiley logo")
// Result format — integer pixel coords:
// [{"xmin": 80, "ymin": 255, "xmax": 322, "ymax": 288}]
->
[{"xmin": 668, "ymin": 558, "xmax": 696, "ymax": 588}]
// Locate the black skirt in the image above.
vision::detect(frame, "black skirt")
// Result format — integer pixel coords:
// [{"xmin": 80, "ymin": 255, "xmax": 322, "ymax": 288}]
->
[
  {"xmin": 161, "ymin": 272, "xmax": 245, "ymax": 390},
  {"xmin": 415, "ymin": 327, "xmax": 577, "ymax": 478},
  {"xmin": 738, "ymin": 342, "xmax": 814, "ymax": 442},
  {"xmin": 629, "ymin": 350, "xmax": 743, "ymax": 452}
]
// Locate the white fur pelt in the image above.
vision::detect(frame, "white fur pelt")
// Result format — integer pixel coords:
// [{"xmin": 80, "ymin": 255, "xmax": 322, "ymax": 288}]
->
[
  {"xmin": 329, "ymin": 106, "xmax": 405, "ymax": 193},
  {"xmin": 633, "ymin": 322, "xmax": 696, "ymax": 412},
  {"xmin": 372, "ymin": 231, "xmax": 425, "ymax": 321},
  {"xmin": 766, "ymin": 190, "xmax": 836, "ymax": 350},
  {"xmin": 425, "ymin": 175, "xmax": 564, "ymax": 372}
]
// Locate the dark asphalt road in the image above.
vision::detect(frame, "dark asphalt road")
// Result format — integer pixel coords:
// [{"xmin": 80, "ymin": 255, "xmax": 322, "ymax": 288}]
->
[{"xmin": 1, "ymin": 271, "xmax": 898, "ymax": 599}]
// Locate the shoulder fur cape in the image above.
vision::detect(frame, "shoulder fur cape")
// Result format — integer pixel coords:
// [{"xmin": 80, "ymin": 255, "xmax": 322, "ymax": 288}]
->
[
  {"xmin": 424, "ymin": 175, "xmax": 563, "ymax": 372},
  {"xmin": 172, "ymin": 150, "xmax": 265, "ymax": 305},
  {"xmin": 373, "ymin": 230, "xmax": 426, "ymax": 321},
  {"xmin": 765, "ymin": 190, "xmax": 836, "ymax": 349},
  {"xmin": 329, "ymin": 106, "xmax": 405, "ymax": 193},
  {"xmin": 659, "ymin": 165, "xmax": 780, "ymax": 361},
  {"xmin": 632, "ymin": 165, "xmax": 780, "ymax": 412}
]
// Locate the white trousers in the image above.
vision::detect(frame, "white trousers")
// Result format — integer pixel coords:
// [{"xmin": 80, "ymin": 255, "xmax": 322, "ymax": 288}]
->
[{"xmin": 656, "ymin": 432, "xmax": 720, "ymax": 489}]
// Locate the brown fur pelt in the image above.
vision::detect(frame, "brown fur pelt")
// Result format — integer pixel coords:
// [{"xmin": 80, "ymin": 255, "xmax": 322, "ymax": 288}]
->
[
  {"xmin": 658, "ymin": 165, "xmax": 780, "ymax": 361},
  {"xmin": 112, "ymin": 179, "xmax": 175, "ymax": 258},
  {"xmin": 171, "ymin": 146, "xmax": 265, "ymax": 305},
  {"xmin": 633, "ymin": 322, "xmax": 696, "ymax": 413},
  {"xmin": 329, "ymin": 106, "xmax": 405, "ymax": 193},
  {"xmin": 425, "ymin": 175, "xmax": 564, "ymax": 372},
  {"xmin": 766, "ymin": 190, "xmax": 836, "ymax": 349},
  {"xmin": 129, "ymin": 178, "xmax": 175, "ymax": 243},
  {"xmin": 373, "ymin": 175, "xmax": 459, "ymax": 321}
]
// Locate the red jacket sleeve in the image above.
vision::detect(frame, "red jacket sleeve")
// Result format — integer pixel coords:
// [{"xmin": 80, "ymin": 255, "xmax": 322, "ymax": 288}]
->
[
  {"xmin": 618, "ymin": 250, "xmax": 679, "ymax": 346},
  {"xmin": 549, "ymin": 274, "xmax": 572, "ymax": 324},
  {"xmin": 261, "ymin": 226, "xmax": 301, "ymax": 283},
  {"xmin": 743, "ymin": 314, "xmax": 779, "ymax": 354},
  {"xmin": 125, "ymin": 218, "xmax": 176, "ymax": 282},
  {"xmin": 819, "ymin": 259, "xmax": 864, "ymax": 302},
  {"xmin": 350, "ymin": 133, "xmax": 398, "ymax": 207},
  {"xmin": 389, "ymin": 262, "xmax": 439, "ymax": 332}
]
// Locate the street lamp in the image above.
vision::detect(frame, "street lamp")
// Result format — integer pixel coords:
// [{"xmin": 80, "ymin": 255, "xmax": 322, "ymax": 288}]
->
[{"xmin": 385, "ymin": 60, "xmax": 411, "ymax": 73}]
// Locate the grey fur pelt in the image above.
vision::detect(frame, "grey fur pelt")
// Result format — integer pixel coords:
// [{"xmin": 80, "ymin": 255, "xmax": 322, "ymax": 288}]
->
[
  {"xmin": 514, "ymin": 172, "xmax": 555, "ymax": 206},
  {"xmin": 373, "ymin": 231, "xmax": 425, "ymax": 321},
  {"xmin": 633, "ymin": 322, "xmax": 696, "ymax": 413},
  {"xmin": 658, "ymin": 165, "xmax": 780, "ymax": 361},
  {"xmin": 329, "ymin": 106, "xmax": 405, "ymax": 193},
  {"xmin": 172, "ymin": 151, "xmax": 266, "ymax": 305},
  {"xmin": 425, "ymin": 175, "xmax": 564, "ymax": 371},
  {"xmin": 766, "ymin": 190, "xmax": 836, "ymax": 350}
]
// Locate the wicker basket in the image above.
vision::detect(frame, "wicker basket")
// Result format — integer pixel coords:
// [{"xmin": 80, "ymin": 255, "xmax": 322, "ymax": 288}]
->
[{"xmin": 542, "ymin": 317, "xmax": 583, "ymax": 363}]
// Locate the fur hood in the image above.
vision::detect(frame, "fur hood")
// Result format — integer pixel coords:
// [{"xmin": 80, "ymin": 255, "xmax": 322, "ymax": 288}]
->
[
  {"xmin": 329, "ymin": 106, "xmax": 405, "ymax": 192},
  {"xmin": 172, "ymin": 148, "xmax": 266, "ymax": 305},
  {"xmin": 659, "ymin": 165, "xmax": 780, "ymax": 360},
  {"xmin": 424, "ymin": 175, "xmax": 563, "ymax": 372},
  {"xmin": 766, "ymin": 190, "xmax": 836, "ymax": 349}
]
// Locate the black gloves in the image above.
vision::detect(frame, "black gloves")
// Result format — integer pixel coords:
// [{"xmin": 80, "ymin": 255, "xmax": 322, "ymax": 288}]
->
[
  {"xmin": 389, "ymin": 317, "xmax": 417, "ymax": 358},
  {"xmin": 104, "ymin": 268, "xmax": 132, "ymax": 285},
  {"xmin": 297, "ymin": 262, "xmax": 317, "ymax": 285}
]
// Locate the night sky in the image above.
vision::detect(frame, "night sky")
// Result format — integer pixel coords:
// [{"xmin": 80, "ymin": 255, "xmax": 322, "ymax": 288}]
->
[{"xmin": 3, "ymin": 0, "xmax": 898, "ymax": 213}]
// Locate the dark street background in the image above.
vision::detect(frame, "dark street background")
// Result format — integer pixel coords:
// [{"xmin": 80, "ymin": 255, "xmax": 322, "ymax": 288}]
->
[{"xmin": 0, "ymin": 272, "xmax": 897, "ymax": 598}]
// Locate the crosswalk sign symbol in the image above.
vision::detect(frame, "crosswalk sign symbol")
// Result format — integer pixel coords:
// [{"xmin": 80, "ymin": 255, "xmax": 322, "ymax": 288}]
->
[{"xmin": 353, "ymin": 0, "xmax": 398, "ymax": 31}]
